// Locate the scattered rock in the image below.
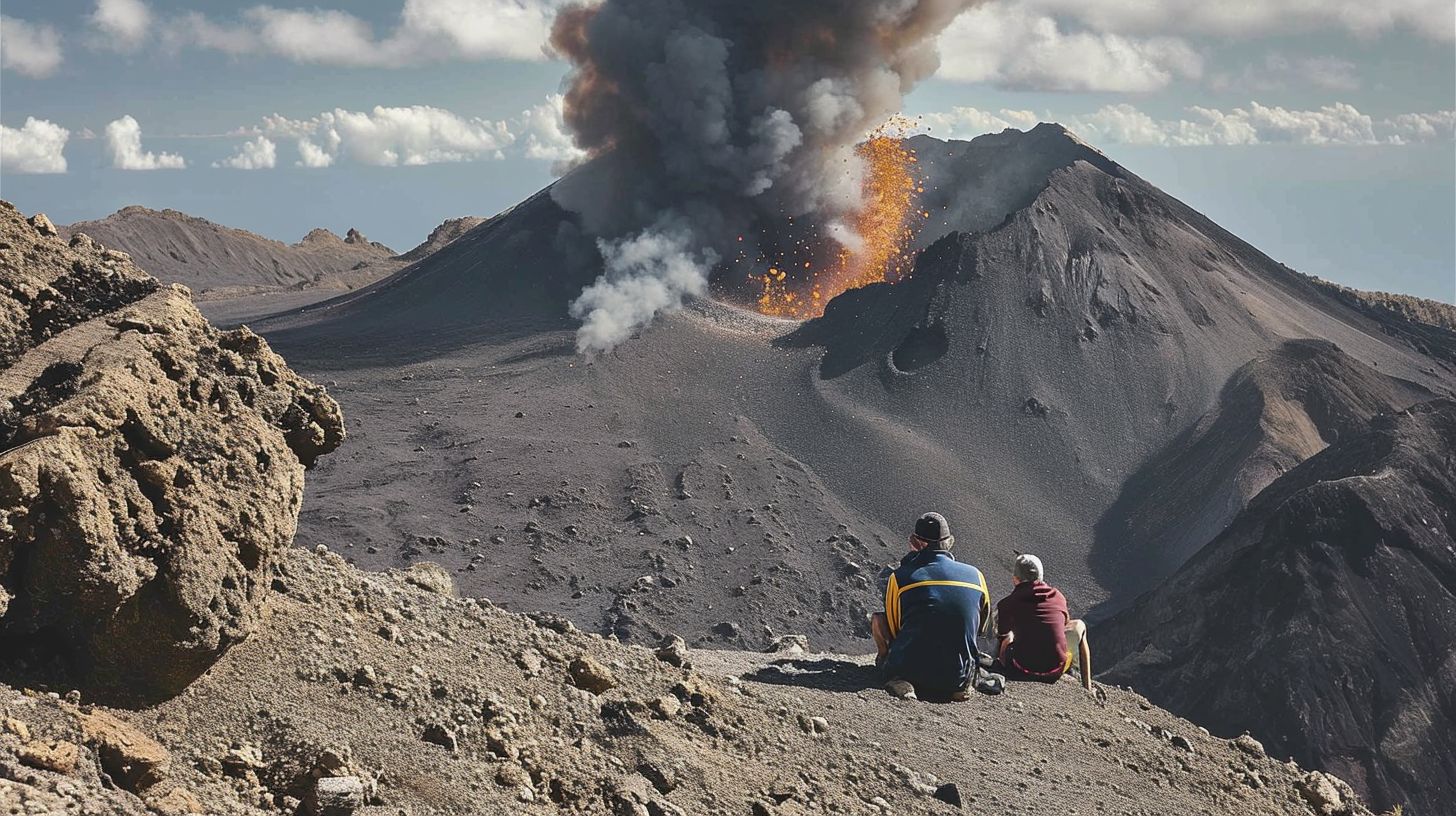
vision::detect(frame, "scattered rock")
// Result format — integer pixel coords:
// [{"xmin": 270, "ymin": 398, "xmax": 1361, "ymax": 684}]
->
[
  {"xmin": 309, "ymin": 775, "xmax": 366, "ymax": 816},
  {"xmin": 527, "ymin": 611, "xmax": 578, "ymax": 634},
  {"xmin": 1232, "ymin": 733, "xmax": 1265, "ymax": 758},
  {"xmin": 932, "ymin": 782, "xmax": 962, "ymax": 807},
  {"xmin": 421, "ymin": 723, "xmax": 458, "ymax": 752},
  {"xmin": 567, "ymin": 656, "xmax": 617, "ymax": 694},
  {"xmin": 18, "ymin": 740, "xmax": 80, "ymax": 774},
  {"xmin": 4, "ymin": 718, "xmax": 31, "ymax": 741},
  {"xmin": 654, "ymin": 635, "xmax": 689, "ymax": 667},
  {"xmin": 403, "ymin": 562, "xmax": 455, "ymax": 596},
  {"xmin": 27, "ymin": 213, "xmax": 58, "ymax": 237},
  {"xmin": 648, "ymin": 696, "xmax": 681, "ymax": 719},
  {"xmin": 78, "ymin": 710, "xmax": 171, "ymax": 792},
  {"xmin": 767, "ymin": 635, "xmax": 808, "ymax": 654},
  {"xmin": 145, "ymin": 787, "xmax": 206, "ymax": 816},
  {"xmin": 638, "ymin": 761, "xmax": 678, "ymax": 794}
]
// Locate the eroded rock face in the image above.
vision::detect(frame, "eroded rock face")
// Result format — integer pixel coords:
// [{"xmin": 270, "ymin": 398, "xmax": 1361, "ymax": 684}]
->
[{"xmin": 0, "ymin": 200, "xmax": 344, "ymax": 700}]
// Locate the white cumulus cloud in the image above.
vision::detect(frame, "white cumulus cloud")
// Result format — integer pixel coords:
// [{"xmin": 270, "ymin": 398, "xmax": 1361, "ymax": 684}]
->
[
  {"xmin": 214, "ymin": 136, "xmax": 277, "ymax": 169},
  {"xmin": 938, "ymin": 2, "xmax": 1202, "ymax": 92},
  {"xmin": 1383, "ymin": 111, "xmax": 1456, "ymax": 144},
  {"xmin": 397, "ymin": 0, "xmax": 561, "ymax": 62},
  {"xmin": 150, "ymin": 0, "xmax": 567, "ymax": 67},
  {"xmin": 1021, "ymin": 0, "xmax": 1455, "ymax": 42},
  {"xmin": 1, "ymin": 118, "xmax": 70, "ymax": 174},
  {"xmin": 242, "ymin": 6, "xmax": 384, "ymax": 66},
  {"xmin": 1, "ymin": 16, "xmax": 64, "ymax": 78},
  {"xmin": 245, "ymin": 98, "xmax": 594, "ymax": 169},
  {"xmin": 90, "ymin": 0, "xmax": 152, "ymax": 51},
  {"xmin": 105, "ymin": 115, "xmax": 186, "ymax": 170},
  {"xmin": 912, "ymin": 102, "xmax": 1456, "ymax": 148},
  {"xmin": 296, "ymin": 138, "xmax": 336, "ymax": 168},
  {"xmin": 255, "ymin": 105, "xmax": 514, "ymax": 166}
]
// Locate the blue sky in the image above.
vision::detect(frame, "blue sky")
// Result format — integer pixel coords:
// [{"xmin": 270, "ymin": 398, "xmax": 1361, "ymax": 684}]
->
[{"xmin": 2, "ymin": 0, "xmax": 1453, "ymax": 301}]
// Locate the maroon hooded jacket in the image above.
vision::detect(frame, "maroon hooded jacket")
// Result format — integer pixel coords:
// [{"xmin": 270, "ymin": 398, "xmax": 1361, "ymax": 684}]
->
[{"xmin": 996, "ymin": 580, "xmax": 1070, "ymax": 677}]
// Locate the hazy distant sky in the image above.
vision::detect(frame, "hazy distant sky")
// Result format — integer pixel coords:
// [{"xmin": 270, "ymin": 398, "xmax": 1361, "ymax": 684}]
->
[{"xmin": 2, "ymin": 0, "xmax": 1453, "ymax": 301}]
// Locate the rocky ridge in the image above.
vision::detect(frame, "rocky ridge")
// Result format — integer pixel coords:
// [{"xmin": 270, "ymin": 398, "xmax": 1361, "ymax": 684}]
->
[
  {"xmin": 1101, "ymin": 399, "xmax": 1456, "ymax": 815},
  {"xmin": 1, "ymin": 546, "xmax": 1381, "ymax": 816},
  {"xmin": 59, "ymin": 207, "xmax": 396, "ymax": 298}
]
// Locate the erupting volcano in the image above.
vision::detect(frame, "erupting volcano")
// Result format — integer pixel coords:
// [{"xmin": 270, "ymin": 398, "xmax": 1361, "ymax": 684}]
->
[
  {"xmin": 752, "ymin": 127, "xmax": 929, "ymax": 319},
  {"xmin": 547, "ymin": 0, "xmax": 980, "ymax": 351}
]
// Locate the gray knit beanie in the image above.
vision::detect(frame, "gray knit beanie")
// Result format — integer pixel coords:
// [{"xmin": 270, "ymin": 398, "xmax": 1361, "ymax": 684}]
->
[{"xmin": 1014, "ymin": 553, "xmax": 1044, "ymax": 583}]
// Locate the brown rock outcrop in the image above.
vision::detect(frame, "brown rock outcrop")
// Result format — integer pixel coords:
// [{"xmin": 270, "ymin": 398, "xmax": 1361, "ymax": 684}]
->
[{"xmin": 0, "ymin": 200, "xmax": 344, "ymax": 701}]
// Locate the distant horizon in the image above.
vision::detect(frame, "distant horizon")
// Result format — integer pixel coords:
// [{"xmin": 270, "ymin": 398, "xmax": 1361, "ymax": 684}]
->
[{"xmin": 7, "ymin": 130, "xmax": 1452, "ymax": 306}]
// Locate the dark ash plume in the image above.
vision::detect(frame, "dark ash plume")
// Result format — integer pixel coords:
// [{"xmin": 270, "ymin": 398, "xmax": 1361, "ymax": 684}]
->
[{"xmin": 550, "ymin": 0, "xmax": 980, "ymax": 351}]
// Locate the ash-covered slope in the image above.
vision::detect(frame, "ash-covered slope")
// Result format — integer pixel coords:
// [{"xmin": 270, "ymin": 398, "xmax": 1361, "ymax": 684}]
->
[
  {"xmin": 60, "ymin": 207, "xmax": 397, "ymax": 296},
  {"xmin": 1089, "ymin": 338, "xmax": 1434, "ymax": 596},
  {"xmin": 0, "ymin": 546, "xmax": 1377, "ymax": 816},
  {"xmin": 1099, "ymin": 400, "xmax": 1456, "ymax": 815},
  {"xmin": 259, "ymin": 188, "xmax": 599, "ymax": 348},
  {"xmin": 768, "ymin": 126, "xmax": 1453, "ymax": 608},
  {"xmin": 256, "ymin": 124, "xmax": 1455, "ymax": 639}
]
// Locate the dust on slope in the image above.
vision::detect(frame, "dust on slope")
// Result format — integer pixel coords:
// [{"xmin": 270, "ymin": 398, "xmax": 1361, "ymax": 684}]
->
[
  {"xmin": 0, "ymin": 546, "xmax": 1377, "ymax": 816},
  {"xmin": 1100, "ymin": 400, "xmax": 1456, "ymax": 815}
]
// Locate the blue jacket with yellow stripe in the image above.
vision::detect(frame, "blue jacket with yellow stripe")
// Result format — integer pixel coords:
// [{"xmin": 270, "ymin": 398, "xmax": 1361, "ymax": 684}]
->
[{"xmin": 882, "ymin": 548, "xmax": 991, "ymax": 692}]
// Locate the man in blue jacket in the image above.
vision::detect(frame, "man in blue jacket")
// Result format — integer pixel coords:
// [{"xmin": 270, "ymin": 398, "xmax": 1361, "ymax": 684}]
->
[{"xmin": 870, "ymin": 512, "xmax": 991, "ymax": 701}]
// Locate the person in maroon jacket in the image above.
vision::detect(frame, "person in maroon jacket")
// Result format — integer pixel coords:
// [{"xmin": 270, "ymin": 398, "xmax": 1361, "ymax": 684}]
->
[{"xmin": 993, "ymin": 554, "xmax": 1092, "ymax": 689}]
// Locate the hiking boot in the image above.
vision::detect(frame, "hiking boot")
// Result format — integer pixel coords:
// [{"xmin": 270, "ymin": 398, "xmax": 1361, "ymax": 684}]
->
[
  {"xmin": 949, "ymin": 685, "xmax": 972, "ymax": 702},
  {"xmin": 884, "ymin": 679, "xmax": 917, "ymax": 700}
]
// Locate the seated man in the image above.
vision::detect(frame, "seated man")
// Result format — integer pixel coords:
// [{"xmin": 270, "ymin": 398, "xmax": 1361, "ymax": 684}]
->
[
  {"xmin": 994, "ymin": 554, "xmax": 1092, "ymax": 689},
  {"xmin": 869, "ymin": 512, "xmax": 991, "ymax": 701}
]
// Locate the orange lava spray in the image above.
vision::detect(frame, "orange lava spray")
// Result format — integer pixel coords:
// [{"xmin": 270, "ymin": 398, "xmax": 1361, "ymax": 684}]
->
[{"xmin": 754, "ymin": 119, "xmax": 926, "ymax": 318}]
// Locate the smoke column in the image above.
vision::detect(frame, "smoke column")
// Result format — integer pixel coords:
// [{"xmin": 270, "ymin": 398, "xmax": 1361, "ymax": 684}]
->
[{"xmin": 550, "ymin": 0, "xmax": 980, "ymax": 352}]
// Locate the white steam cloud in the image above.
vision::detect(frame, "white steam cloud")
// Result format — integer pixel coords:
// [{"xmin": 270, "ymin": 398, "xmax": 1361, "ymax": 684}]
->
[{"xmin": 570, "ymin": 223, "xmax": 715, "ymax": 351}]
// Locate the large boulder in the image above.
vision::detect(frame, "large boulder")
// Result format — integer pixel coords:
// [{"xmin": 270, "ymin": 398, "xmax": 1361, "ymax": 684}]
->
[{"xmin": 0, "ymin": 200, "xmax": 345, "ymax": 700}]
